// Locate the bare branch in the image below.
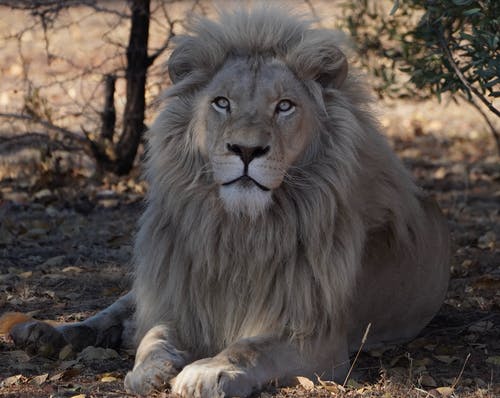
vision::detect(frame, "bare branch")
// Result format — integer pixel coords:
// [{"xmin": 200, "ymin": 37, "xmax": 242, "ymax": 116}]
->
[
  {"xmin": 460, "ymin": 94, "xmax": 500, "ymax": 154},
  {"xmin": 147, "ymin": 31, "xmax": 175, "ymax": 67},
  {"xmin": 0, "ymin": 0, "xmax": 130, "ymax": 18},
  {"xmin": 147, "ymin": 5, "xmax": 177, "ymax": 66},
  {"xmin": 0, "ymin": 112, "xmax": 87, "ymax": 145},
  {"xmin": 0, "ymin": 131, "xmax": 84, "ymax": 155}
]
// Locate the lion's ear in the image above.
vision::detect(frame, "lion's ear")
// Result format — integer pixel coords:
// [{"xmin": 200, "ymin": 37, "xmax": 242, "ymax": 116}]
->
[
  {"xmin": 288, "ymin": 30, "xmax": 348, "ymax": 89},
  {"xmin": 315, "ymin": 48, "xmax": 348, "ymax": 89},
  {"xmin": 167, "ymin": 37, "xmax": 197, "ymax": 84}
]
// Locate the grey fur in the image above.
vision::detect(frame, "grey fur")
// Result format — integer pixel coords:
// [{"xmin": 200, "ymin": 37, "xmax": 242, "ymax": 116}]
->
[{"xmin": 124, "ymin": 5, "xmax": 449, "ymax": 396}]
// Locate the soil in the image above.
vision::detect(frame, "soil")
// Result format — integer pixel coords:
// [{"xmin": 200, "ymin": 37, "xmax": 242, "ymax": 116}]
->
[{"xmin": 0, "ymin": 111, "xmax": 499, "ymax": 398}]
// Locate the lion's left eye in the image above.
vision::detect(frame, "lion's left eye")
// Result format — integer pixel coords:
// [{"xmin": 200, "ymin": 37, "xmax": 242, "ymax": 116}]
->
[
  {"xmin": 276, "ymin": 99, "xmax": 295, "ymax": 115},
  {"xmin": 212, "ymin": 96, "xmax": 230, "ymax": 114}
]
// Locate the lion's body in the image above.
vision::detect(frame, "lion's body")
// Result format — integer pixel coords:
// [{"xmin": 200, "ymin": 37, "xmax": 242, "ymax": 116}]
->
[{"xmin": 10, "ymin": 7, "xmax": 449, "ymax": 397}]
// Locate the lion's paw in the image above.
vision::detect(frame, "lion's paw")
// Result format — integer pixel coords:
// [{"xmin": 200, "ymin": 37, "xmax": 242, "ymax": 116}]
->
[
  {"xmin": 10, "ymin": 320, "xmax": 69, "ymax": 358},
  {"xmin": 124, "ymin": 358, "xmax": 178, "ymax": 396},
  {"xmin": 172, "ymin": 358, "xmax": 255, "ymax": 398}
]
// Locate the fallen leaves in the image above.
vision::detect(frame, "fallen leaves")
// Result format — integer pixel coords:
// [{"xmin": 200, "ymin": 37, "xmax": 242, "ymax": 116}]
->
[
  {"xmin": 1, "ymin": 374, "xmax": 24, "ymax": 387},
  {"xmin": 77, "ymin": 346, "xmax": 120, "ymax": 362},
  {"xmin": 49, "ymin": 368, "xmax": 81, "ymax": 382},
  {"xmin": 99, "ymin": 373, "xmax": 120, "ymax": 383},
  {"xmin": 433, "ymin": 355, "xmax": 460, "ymax": 365},
  {"xmin": 477, "ymin": 231, "xmax": 496, "ymax": 250},
  {"xmin": 419, "ymin": 374, "xmax": 438, "ymax": 388},
  {"xmin": 428, "ymin": 386, "xmax": 454, "ymax": 397},
  {"xmin": 31, "ymin": 373, "xmax": 49, "ymax": 385},
  {"xmin": 485, "ymin": 356, "xmax": 500, "ymax": 366},
  {"xmin": 318, "ymin": 377, "xmax": 346, "ymax": 394},
  {"xmin": 295, "ymin": 376, "xmax": 315, "ymax": 391}
]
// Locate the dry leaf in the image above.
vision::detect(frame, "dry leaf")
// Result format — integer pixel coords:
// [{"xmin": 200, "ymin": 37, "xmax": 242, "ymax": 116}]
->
[
  {"xmin": 0, "ymin": 312, "xmax": 32, "ymax": 334},
  {"xmin": 389, "ymin": 354, "xmax": 405, "ymax": 367},
  {"xmin": 19, "ymin": 271, "xmax": 33, "ymax": 279},
  {"xmin": 1, "ymin": 374, "xmax": 24, "ymax": 387},
  {"xmin": 472, "ymin": 276, "xmax": 500, "ymax": 290},
  {"xmin": 50, "ymin": 368, "xmax": 81, "ymax": 382},
  {"xmin": 485, "ymin": 356, "xmax": 500, "ymax": 366},
  {"xmin": 295, "ymin": 376, "xmax": 315, "ymax": 390},
  {"xmin": 477, "ymin": 231, "xmax": 496, "ymax": 250},
  {"xmin": 433, "ymin": 167, "xmax": 447, "ymax": 179},
  {"xmin": 100, "ymin": 375, "xmax": 118, "ymax": 382},
  {"xmin": 31, "ymin": 373, "xmax": 49, "ymax": 385},
  {"xmin": 420, "ymin": 374, "xmax": 437, "ymax": 387},
  {"xmin": 62, "ymin": 266, "xmax": 83, "ymax": 273},
  {"xmin": 368, "ymin": 348, "xmax": 388, "ymax": 358},
  {"xmin": 415, "ymin": 357, "xmax": 433, "ymax": 366},
  {"xmin": 77, "ymin": 346, "xmax": 119, "ymax": 362},
  {"xmin": 433, "ymin": 355, "xmax": 459, "ymax": 364},
  {"xmin": 42, "ymin": 255, "xmax": 66, "ymax": 268},
  {"xmin": 430, "ymin": 386, "xmax": 454, "ymax": 397},
  {"xmin": 70, "ymin": 395, "xmax": 86, "ymax": 398},
  {"xmin": 317, "ymin": 376, "xmax": 345, "ymax": 393},
  {"xmin": 346, "ymin": 378, "xmax": 362, "ymax": 389}
]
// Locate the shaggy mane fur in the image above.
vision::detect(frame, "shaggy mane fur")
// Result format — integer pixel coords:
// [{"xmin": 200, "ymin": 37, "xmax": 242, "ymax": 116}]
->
[{"xmin": 132, "ymin": 6, "xmax": 427, "ymax": 357}]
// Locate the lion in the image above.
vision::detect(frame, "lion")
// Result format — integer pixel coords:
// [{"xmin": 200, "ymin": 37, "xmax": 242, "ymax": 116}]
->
[{"xmin": 9, "ymin": 6, "xmax": 450, "ymax": 397}]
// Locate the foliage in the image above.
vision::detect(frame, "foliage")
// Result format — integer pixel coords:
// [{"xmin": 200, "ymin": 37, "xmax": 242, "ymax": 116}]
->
[{"xmin": 342, "ymin": 0, "xmax": 499, "ymax": 107}]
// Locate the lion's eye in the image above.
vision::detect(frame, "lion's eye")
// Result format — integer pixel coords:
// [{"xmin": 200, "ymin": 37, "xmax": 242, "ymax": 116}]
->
[
  {"xmin": 212, "ymin": 96, "xmax": 230, "ymax": 113},
  {"xmin": 276, "ymin": 99, "xmax": 295, "ymax": 115}
]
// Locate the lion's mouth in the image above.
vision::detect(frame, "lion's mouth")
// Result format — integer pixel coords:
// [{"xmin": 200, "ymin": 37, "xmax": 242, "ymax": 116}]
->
[{"xmin": 222, "ymin": 175, "xmax": 270, "ymax": 191}]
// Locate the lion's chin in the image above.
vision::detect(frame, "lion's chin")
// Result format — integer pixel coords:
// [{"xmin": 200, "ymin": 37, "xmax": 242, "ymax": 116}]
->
[{"xmin": 219, "ymin": 184, "xmax": 272, "ymax": 220}]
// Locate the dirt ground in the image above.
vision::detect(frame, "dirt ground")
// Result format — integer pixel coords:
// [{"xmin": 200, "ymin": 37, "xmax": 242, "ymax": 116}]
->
[
  {"xmin": 0, "ymin": 102, "xmax": 499, "ymax": 398},
  {"xmin": 0, "ymin": 1, "xmax": 499, "ymax": 397}
]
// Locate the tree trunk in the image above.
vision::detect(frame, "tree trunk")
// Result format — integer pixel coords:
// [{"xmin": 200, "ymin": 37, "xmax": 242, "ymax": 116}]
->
[
  {"xmin": 113, "ymin": 0, "xmax": 150, "ymax": 175},
  {"xmin": 100, "ymin": 74, "xmax": 116, "ymax": 142}
]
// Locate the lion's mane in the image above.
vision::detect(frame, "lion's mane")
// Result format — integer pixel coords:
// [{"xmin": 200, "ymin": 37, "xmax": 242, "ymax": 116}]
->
[{"xmin": 132, "ymin": 7, "xmax": 427, "ymax": 356}]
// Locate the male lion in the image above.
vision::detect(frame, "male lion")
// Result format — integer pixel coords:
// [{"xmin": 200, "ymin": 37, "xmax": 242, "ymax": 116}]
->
[{"xmin": 10, "ymin": 7, "xmax": 450, "ymax": 397}]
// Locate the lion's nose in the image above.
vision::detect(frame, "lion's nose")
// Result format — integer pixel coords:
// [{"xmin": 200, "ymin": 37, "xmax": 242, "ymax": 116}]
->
[{"xmin": 226, "ymin": 143, "xmax": 270, "ymax": 165}]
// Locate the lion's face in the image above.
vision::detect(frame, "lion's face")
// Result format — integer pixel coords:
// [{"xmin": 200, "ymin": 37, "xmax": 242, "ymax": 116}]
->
[{"xmin": 192, "ymin": 58, "xmax": 318, "ymax": 217}]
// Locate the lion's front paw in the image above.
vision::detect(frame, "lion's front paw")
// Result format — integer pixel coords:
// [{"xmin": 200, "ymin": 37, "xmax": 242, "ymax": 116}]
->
[
  {"xmin": 124, "ymin": 358, "xmax": 178, "ymax": 396},
  {"xmin": 172, "ymin": 357, "xmax": 256, "ymax": 398}
]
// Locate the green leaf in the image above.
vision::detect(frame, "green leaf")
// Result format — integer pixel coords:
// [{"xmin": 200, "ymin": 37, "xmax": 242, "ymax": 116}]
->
[
  {"xmin": 485, "ymin": 78, "xmax": 500, "ymax": 88},
  {"xmin": 462, "ymin": 8, "xmax": 482, "ymax": 16}
]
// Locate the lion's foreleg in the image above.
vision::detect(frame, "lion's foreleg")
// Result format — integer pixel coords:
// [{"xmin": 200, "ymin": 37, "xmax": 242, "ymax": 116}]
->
[
  {"xmin": 172, "ymin": 335, "xmax": 347, "ymax": 398},
  {"xmin": 124, "ymin": 324, "xmax": 189, "ymax": 396},
  {"xmin": 11, "ymin": 292, "xmax": 134, "ymax": 356}
]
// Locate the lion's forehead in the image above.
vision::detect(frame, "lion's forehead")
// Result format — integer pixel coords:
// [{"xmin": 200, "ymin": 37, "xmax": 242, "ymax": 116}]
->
[{"xmin": 208, "ymin": 58, "xmax": 302, "ymax": 104}]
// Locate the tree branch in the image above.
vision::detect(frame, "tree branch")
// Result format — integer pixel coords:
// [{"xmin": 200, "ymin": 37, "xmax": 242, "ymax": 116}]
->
[
  {"xmin": 0, "ymin": 132, "xmax": 84, "ymax": 155},
  {"xmin": 437, "ymin": 31, "xmax": 500, "ymax": 118},
  {"xmin": 460, "ymin": 94, "xmax": 500, "ymax": 155},
  {"xmin": 0, "ymin": 112, "xmax": 87, "ymax": 145},
  {"xmin": 147, "ymin": 12, "xmax": 176, "ymax": 67}
]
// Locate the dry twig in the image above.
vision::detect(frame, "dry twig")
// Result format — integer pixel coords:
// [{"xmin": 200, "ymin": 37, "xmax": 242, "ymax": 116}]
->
[{"xmin": 343, "ymin": 322, "xmax": 371, "ymax": 387}]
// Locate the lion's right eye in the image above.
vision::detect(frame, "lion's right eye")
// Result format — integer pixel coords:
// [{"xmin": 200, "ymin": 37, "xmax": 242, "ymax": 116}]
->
[{"xmin": 212, "ymin": 96, "xmax": 230, "ymax": 113}]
